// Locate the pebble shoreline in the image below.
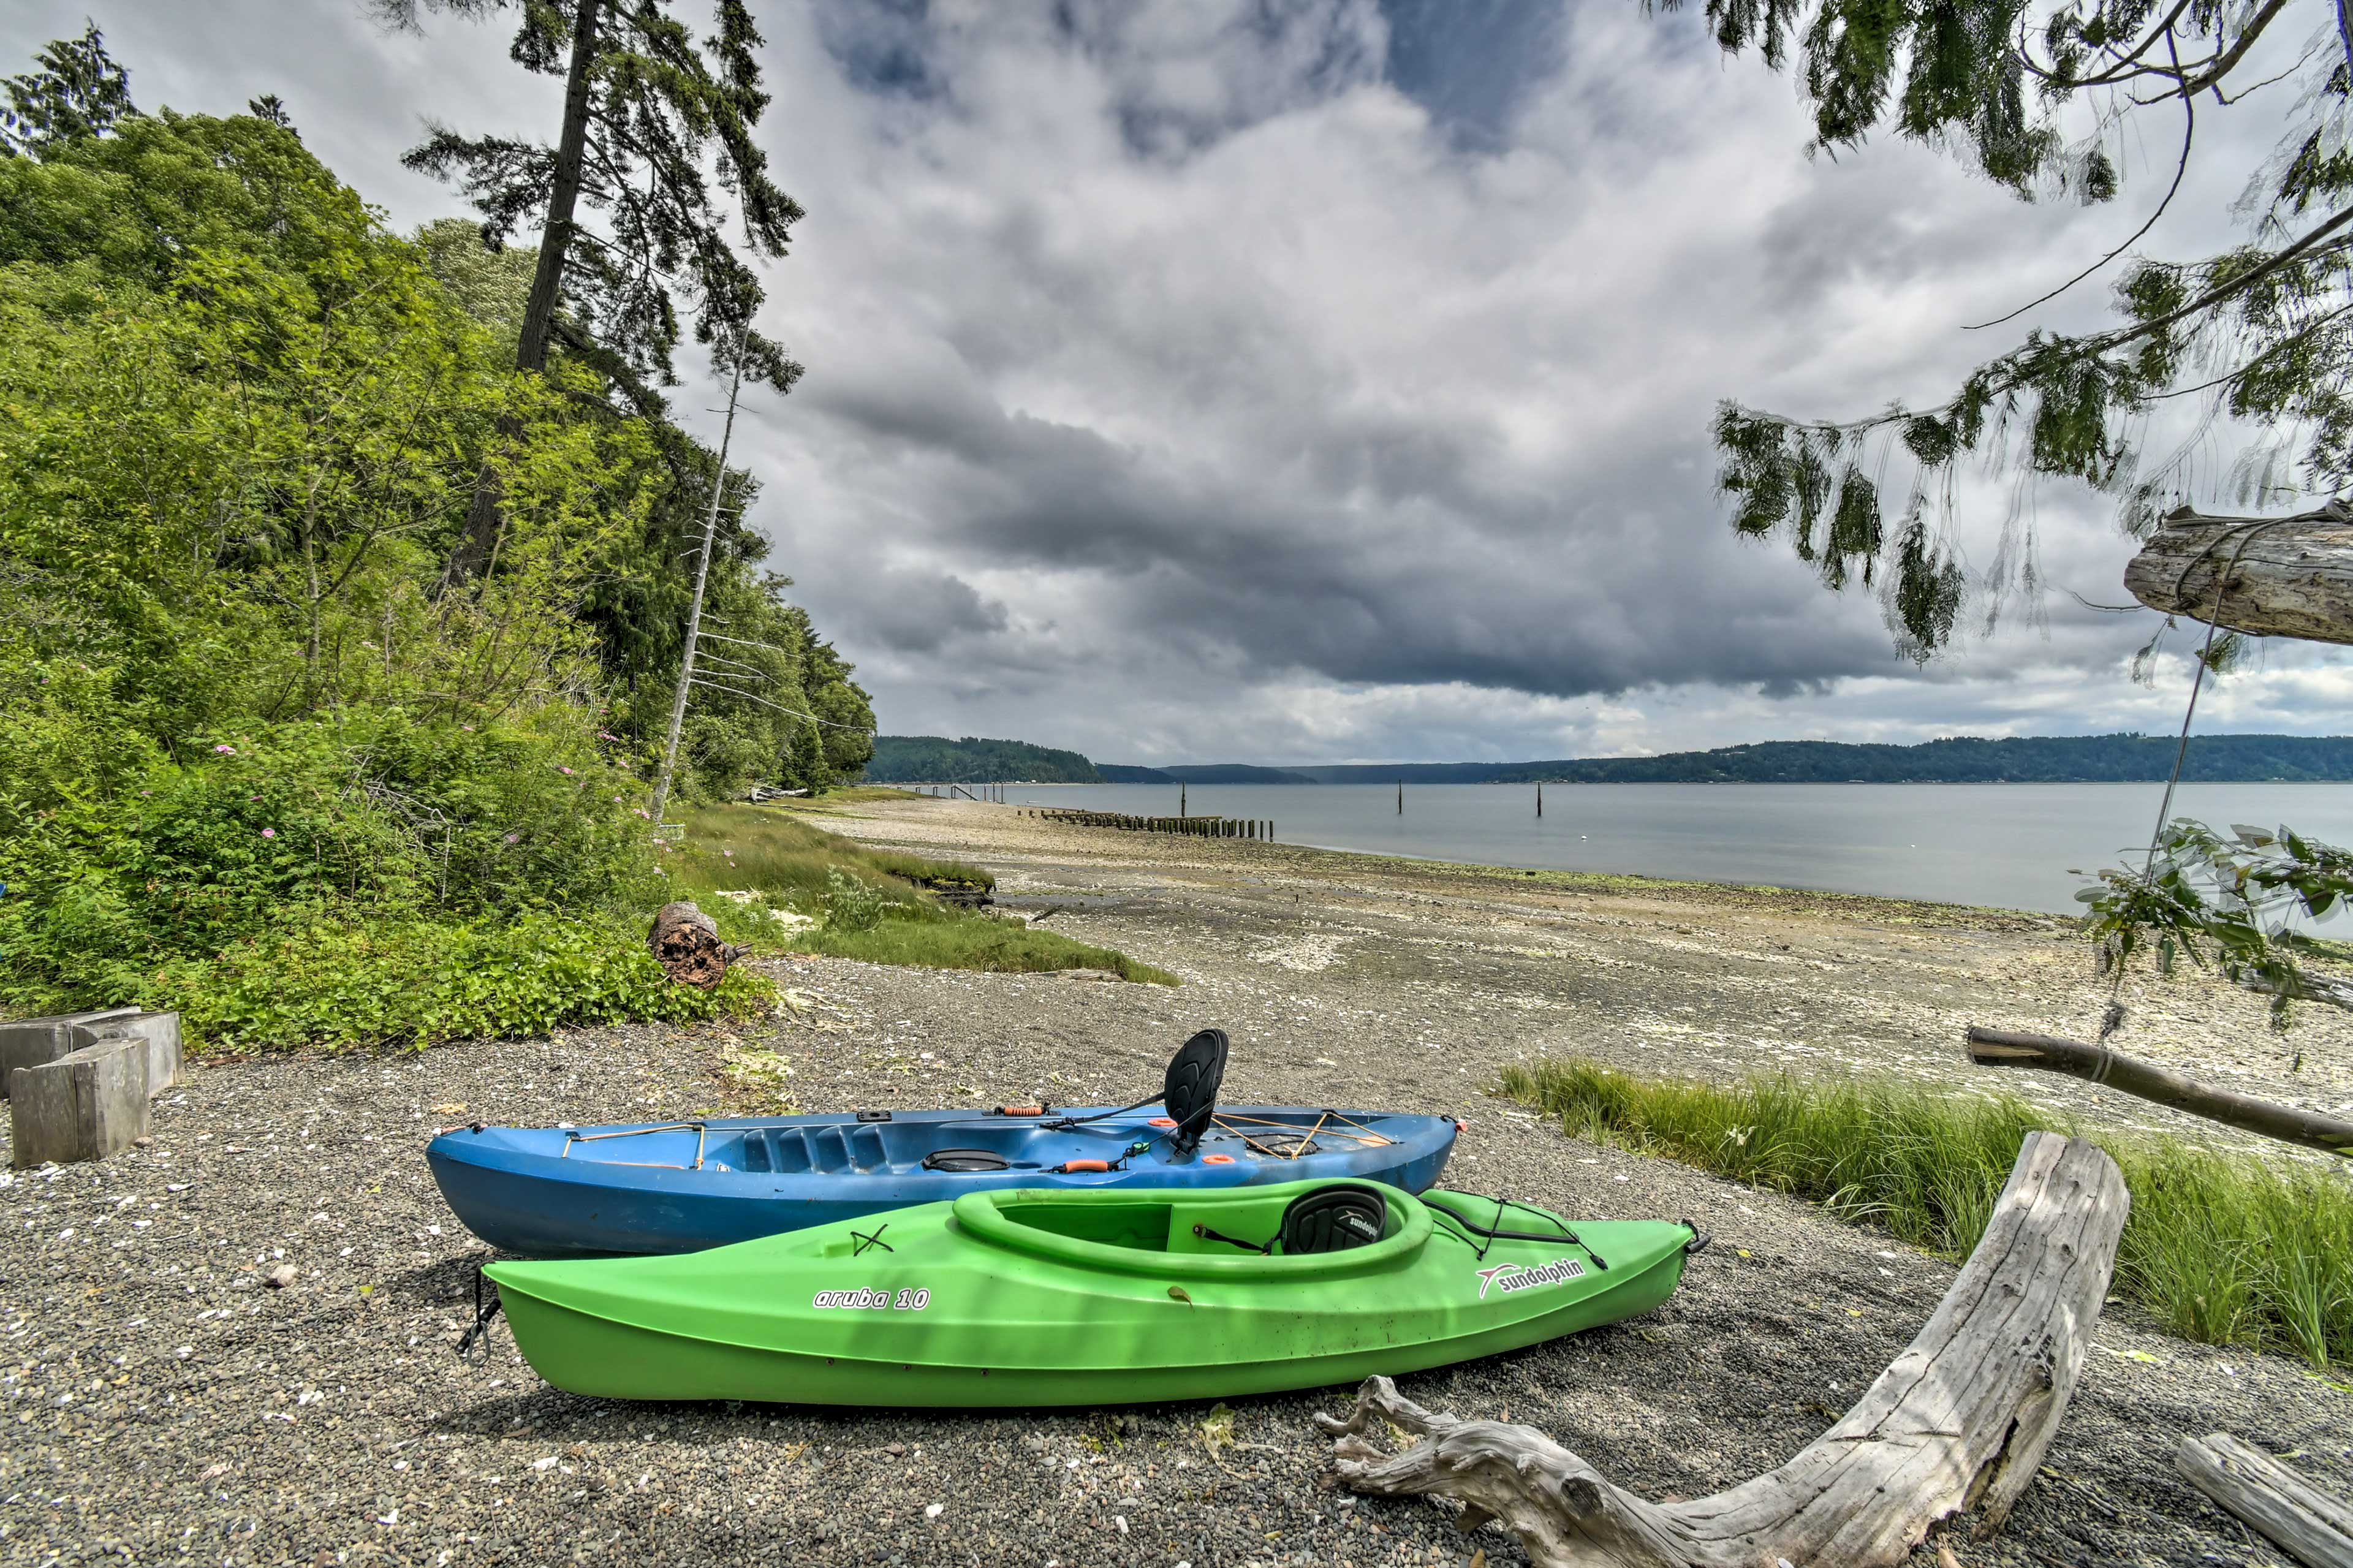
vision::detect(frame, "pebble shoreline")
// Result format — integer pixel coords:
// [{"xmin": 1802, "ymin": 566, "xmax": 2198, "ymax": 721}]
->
[{"xmin": 4, "ymin": 795, "xmax": 2348, "ymax": 1567}]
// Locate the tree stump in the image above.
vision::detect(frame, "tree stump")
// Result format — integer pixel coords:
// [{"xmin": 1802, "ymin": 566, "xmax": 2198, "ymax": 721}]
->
[
  {"xmin": 1317, "ymin": 1131, "xmax": 2129, "ymax": 1568},
  {"xmin": 648, "ymin": 901, "xmax": 740, "ymax": 989}
]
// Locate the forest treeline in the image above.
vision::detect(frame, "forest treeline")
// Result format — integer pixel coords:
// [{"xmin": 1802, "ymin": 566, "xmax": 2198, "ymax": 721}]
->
[
  {"xmin": 0, "ymin": 36, "xmax": 871, "ymax": 1046},
  {"xmin": 865, "ymin": 737, "xmax": 1101, "ymax": 784},
  {"xmin": 1486, "ymin": 735, "xmax": 2353, "ymax": 785}
]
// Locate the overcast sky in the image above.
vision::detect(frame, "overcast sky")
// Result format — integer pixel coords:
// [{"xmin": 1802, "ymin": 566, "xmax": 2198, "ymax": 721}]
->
[{"xmin": 12, "ymin": 0, "xmax": 2350, "ymax": 763}]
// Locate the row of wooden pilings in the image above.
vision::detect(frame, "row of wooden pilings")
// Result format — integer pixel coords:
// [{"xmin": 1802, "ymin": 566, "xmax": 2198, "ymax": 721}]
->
[{"xmin": 1026, "ymin": 808, "xmax": 1273, "ymax": 842}]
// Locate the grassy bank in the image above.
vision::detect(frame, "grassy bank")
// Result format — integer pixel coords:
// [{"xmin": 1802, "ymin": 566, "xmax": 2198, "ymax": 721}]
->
[
  {"xmin": 1500, "ymin": 1057, "xmax": 2353, "ymax": 1368},
  {"xmin": 667, "ymin": 805, "xmax": 1175, "ymax": 984}
]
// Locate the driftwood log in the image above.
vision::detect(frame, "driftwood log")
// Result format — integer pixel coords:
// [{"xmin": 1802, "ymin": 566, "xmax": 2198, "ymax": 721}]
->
[
  {"xmin": 2123, "ymin": 504, "xmax": 2353, "ymax": 645},
  {"xmin": 1966, "ymin": 1026, "xmax": 2353, "ymax": 1156},
  {"xmin": 648, "ymin": 901, "xmax": 742, "ymax": 989},
  {"xmin": 2177, "ymin": 1434, "xmax": 2353, "ymax": 1568},
  {"xmin": 1317, "ymin": 1131, "xmax": 2128, "ymax": 1568}
]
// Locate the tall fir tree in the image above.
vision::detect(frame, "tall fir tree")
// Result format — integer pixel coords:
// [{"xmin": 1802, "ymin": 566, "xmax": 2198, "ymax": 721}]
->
[
  {"xmin": 1, "ymin": 22, "xmax": 135, "ymax": 157},
  {"xmin": 375, "ymin": 0, "xmax": 805, "ymax": 578}
]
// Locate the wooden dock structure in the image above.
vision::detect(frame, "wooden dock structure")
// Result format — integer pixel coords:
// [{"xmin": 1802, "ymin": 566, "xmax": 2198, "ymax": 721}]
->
[{"xmin": 1026, "ymin": 808, "xmax": 1273, "ymax": 841}]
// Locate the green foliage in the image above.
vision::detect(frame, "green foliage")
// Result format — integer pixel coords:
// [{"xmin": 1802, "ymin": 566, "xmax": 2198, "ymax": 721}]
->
[
  {"xmin": 1672, "ymin": 0, "xmax": 2353, "ymax": 632},
  {"xmin": 1502, "ymin": 1056, "xmax": 2353, "ymax": 1366},
  {"xmin": 0, "ymin": 34, "xmax": 864, "ymax": 1053},
  {"xmin": 1, "ymin": 23, "xmax": 135, "ymax": 158},
  {"xmin": 798, "ymin": 916, "xmax": 1178, "ymax": 985},
  {"xmin": 864, "ymin": 735, "xmax": 1103, "ymax": 784},
  {"xmin": 2081, "ymin": 821, "xmax": 2353, "ymax": 1028},
  {"xmin": 386, "ymin": 0, "xmax": 803, "ymax": 395},
  {"xmin": 661, "ymin": 805, "xmax": 1170, "ymax": 984},
  {"xmin": 823, "ymin": 868, "xmax": 888, "ymax": 933}
]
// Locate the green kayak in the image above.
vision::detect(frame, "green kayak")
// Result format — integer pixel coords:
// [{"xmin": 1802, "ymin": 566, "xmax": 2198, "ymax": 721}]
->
[{"xmin": 484, "ymin": 1179, "xmax": 1703, "ymax": 1407}]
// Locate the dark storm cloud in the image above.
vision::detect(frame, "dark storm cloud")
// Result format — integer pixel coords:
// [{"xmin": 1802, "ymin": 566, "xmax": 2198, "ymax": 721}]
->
[{"xmin": 4, "ymin": 0, "xmax": 2342, "ymax": 763}]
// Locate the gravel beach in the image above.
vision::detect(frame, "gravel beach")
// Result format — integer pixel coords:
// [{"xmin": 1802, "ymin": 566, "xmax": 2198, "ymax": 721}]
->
[{"xmin": 7, "ymin": 793, "xmax": 2351, "ymax": 1568}]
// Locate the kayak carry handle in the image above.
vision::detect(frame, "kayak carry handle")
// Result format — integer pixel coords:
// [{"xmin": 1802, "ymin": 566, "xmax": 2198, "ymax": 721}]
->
[
  {"xmin": 991, "ymin": 1105, "xmax": 1048, "ymax": 1117},
  {"xmin": 1681, "ymin": 1222, "xmax": 1713, "ymax": 1256},
  {"xmin": 1059, "ymin": 1159, "xmax": 1112, "ymax": 1173}
]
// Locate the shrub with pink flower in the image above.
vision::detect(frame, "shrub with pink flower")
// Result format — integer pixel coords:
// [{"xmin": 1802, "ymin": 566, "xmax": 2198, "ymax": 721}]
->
[
  {"xmin": 213, "ymin": 743, "xmax": 236, "ymax": 754},
  {"xmin": 260, "ymin": 827, "xmax": 276, "ymax": 839}
]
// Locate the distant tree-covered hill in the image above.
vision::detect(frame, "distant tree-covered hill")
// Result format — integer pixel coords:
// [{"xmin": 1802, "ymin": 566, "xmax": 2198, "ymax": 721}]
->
[
  {"xmin": 1098, "ymin": 763, "xmax": 1175, "ymax": 782},
  {"xmin": 1488, "ymin": 735, "xmax": 2353, "ymax": 784},
  {"xmin": 866, "ymin": 737, "xmax": 1101, "ymax": 783}
]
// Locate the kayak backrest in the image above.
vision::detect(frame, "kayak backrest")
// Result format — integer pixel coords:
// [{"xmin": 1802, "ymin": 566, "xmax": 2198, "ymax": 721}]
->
[
  {"xmin": 1277, "ymin": 1184, "xmax": 1388, "ymax": 1254},
  {"xmin": 1164, "ymin": 1029, "xmax": 1229, "ymax": 1153}
]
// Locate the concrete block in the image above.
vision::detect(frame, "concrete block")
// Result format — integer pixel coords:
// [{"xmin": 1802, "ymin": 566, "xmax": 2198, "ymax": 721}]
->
[
  {"xmin": 0, "ymin": 1008, "xmax": 138, "ymax": 1099},
  {"xmin": 9, "ymin": 1035, "xmax": 150, "ymax": 1167},
  {"xmin": 70, "ymin": 1010, "xmax": 183, "ymax": 1095}
]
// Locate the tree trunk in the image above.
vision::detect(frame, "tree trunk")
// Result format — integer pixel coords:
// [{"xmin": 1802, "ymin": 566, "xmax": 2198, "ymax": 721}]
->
[
  {"xmin": 1966, "ymin": 1026, "xmax": 2353, "ymax": 1155},
  {"xmin": 1318, "ymin": 1131, "xmax": 2128, "ymax": 1568},
  {"xmin": 445, "ymin": 0, "xmax": 604, "ymax": 584},
  {"xmin": 2122, "ymin": 504, "xmax": 2353, "ymax": 645},
  {"xmin": 2177, "ymin": 1434, "xmax": 2353, "ymax": 1568},
  {"xmin": 648, "ymin": 900, "xmax": 740, "ymax": 990}
]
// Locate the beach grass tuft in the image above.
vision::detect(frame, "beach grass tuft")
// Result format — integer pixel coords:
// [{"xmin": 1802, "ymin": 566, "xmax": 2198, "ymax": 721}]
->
[
  {"xmin": 667, "ymin": 804, "xmax": 1172, "ymax": 983},
  {"xmin": 1499, "ymin": 1056, "xmax": 2353, "ymax": 1366}
]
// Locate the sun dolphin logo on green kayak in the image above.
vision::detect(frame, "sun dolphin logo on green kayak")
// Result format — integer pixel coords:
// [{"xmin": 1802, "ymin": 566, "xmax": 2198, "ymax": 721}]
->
[{"xmin": 1474, "ymin": 1256, "xmax": 1587, "ymax": 1299}]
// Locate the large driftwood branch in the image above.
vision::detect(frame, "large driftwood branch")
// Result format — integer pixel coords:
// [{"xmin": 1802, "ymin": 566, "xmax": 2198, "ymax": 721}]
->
[
  {"xmin": 2177, "ymin": 1433, "xmax": 2353, "ymax": 1568},
  {"xmin": 2123, "ymin": 505, "xmax": 2353, "ymax": 645},
  {"xmin": 648, "ymin": 901, "xmax": 742, "ymax": 990},
  {"xmin": 1966, "ymin": 1026, "xmax": 2353, "ymax": 1156},
  {"xmin": 1317, "ymin": 1132, "xmax": 2128, "ymax": 1568}
]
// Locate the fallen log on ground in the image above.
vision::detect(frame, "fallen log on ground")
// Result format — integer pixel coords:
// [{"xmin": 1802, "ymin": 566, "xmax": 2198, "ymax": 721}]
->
[
  {"xmin": 1966, "ymin": 1025, "xmax": 2353, "ymax": 1156},
  {"xmin": 648, "ymin": 901, "xmax": 742, "ymax": 989},
  {"xmin": 2177, "ymin": 1433, "xmax": 2353, "ymax": 1568},
  {"xmin": 2122, "ymin": 504, "xmax": 2353, "ymax": 646},
  {"xmin": 1317, "ymin": 1131, "xmax": 2127, "ymax": 1568}
]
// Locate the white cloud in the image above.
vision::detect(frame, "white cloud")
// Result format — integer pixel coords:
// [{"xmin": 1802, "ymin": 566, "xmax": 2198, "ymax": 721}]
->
[{"xmin": 7, "ymin": 0, "xmax": 2345, "ymax": 763}]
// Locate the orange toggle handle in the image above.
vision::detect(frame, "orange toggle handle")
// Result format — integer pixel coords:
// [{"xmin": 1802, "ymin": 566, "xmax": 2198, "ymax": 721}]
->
[
  {"xmin": 1148, "ymin": 1116, "xmax": 1177, "ymax": 1128},
  {"xmin": 1061, "ymin": 1159, "xmax": 1112, "ymax": 1173},
  {"xmin": 995, "ymin": 1105, "xmax": 1046, "ymax": 1116}
]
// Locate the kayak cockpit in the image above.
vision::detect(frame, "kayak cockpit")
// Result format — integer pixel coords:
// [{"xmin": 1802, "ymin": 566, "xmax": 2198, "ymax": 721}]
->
[{"xmin": 952, "ymin": 1182, "xmax": 1433, "ymax": 1277}]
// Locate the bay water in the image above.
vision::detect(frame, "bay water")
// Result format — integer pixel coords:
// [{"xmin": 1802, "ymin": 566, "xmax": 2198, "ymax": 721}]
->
[{"xmin": 988, "ymin": 781, "xmax": 2353, "ymax": 916}]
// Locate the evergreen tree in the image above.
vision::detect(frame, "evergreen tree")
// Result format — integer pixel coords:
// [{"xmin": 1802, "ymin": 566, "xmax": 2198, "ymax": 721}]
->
[
  {"xmin": 1, "ymin": 22, "xmax": 136, "ymax": 157},
  {"xmin": 375, "ymin": 0, "xmax": 805, "ymax": 577},
  {"xmin": 1664, "ymin": 0, "xmax": 2353, "ymax": 652}
]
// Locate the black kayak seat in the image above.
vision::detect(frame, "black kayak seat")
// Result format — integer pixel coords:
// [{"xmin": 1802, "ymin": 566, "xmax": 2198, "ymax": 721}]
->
[
  {"xmin": 1163, "ymin": 1028, "xmax": 1229, "ymax": 1153},
  {"xmin": 1278, "ymin": 1185, "xmax": 1386, "ymax": 1255}
]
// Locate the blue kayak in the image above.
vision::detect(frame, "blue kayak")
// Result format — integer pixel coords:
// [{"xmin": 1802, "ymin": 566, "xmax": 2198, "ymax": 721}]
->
[{"xmin": 428, "ymin": 1028, "xmax": 1459, "ymax": 1257}]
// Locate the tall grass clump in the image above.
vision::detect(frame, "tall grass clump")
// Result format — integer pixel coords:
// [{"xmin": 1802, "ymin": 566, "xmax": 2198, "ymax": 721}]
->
[
  {"xmin": 664, "ymin": 805, "xmax": 1173, "ymax": 985},
  {"xmin": 1500, "ymin": 1057, "xmax": 2353, "ymax": 1367}
]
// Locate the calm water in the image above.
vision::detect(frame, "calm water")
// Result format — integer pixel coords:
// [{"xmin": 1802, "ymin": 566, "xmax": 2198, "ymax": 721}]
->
[{"xmin": 980, "ymin": 781, "xmax": 2353, "ymax": 916}]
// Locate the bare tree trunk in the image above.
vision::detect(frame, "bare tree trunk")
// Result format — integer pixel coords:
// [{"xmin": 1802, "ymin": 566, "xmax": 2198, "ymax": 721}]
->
[
  {"xmin": 2123, "ymin": 505, "xmax": 2353, "ymax": 645},
  {"xmin": 1966, "ymin": 1026, "xmax": 2353, "ymax": 1155},
  {"xmin": 1319, "ymin": 1132, "xmax": 2128, "ymax": 1568},
  {"xmin": 445, "ymin": 0, "xmax": 604, "ymax": 585}
]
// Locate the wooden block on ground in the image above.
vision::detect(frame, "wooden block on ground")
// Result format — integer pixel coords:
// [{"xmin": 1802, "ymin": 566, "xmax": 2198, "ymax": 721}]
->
[
  {"xmin": 9, "ymin": 1036, "xmax": 151, "ymax": 1167},
  {"xmin": 70, "ymin": 1011, "xmax": 183, "ymax": 1095},
  {"xmin": 0, "ymin": 1008, "xmax": 138, "ymax": 1099}
]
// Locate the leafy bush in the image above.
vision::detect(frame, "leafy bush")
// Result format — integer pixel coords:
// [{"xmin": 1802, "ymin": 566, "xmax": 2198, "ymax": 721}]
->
[
  {"xmin": 131, "ymin": 915, "xmax": 770, "ymax": 1052},
  {"xmin": 822, "ymin": 868, "xmax": 888, "ymax": 933},
  {"xmin": 1501, "ymin": 1056, "xmax": 2353, "ymax": 1367}
]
